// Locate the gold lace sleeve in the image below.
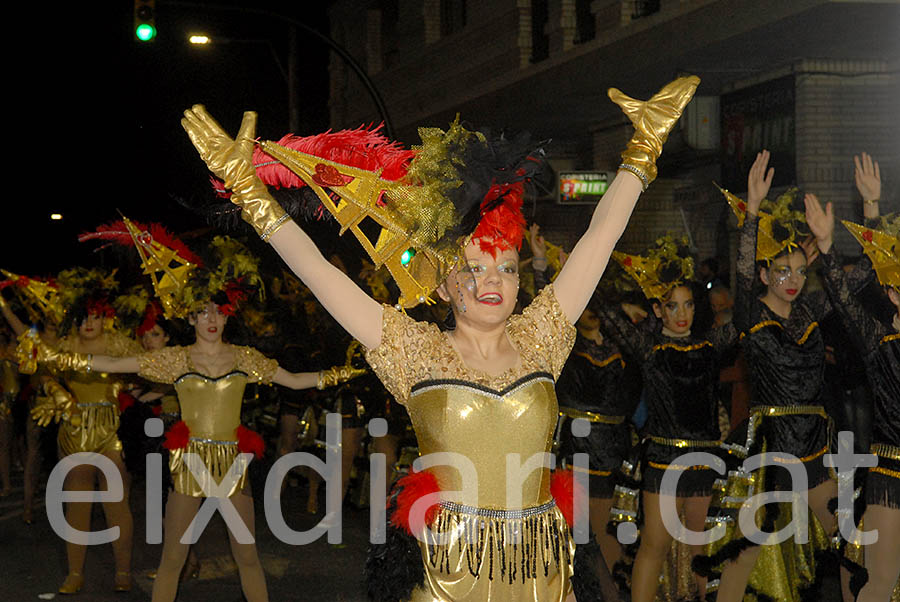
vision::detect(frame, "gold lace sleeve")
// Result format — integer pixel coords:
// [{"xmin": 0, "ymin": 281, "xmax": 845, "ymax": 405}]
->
[
  {"xmin": 137, "ymin": 347, "xmax": 189, "ymax": 384},
  {"xmin": 363, "ymin": 305, "xmax": 441, "ymax": 405},
  {"xmin": 235, "ymin": 346, "xmax": 279, "ymax": 384},
  {"xmin": 106, "ymin": 332, "xmax": 144, "ymax": 357},
  {"xmin": 508, "ymin": 284, "xmax": 576, "ymax": 380}
]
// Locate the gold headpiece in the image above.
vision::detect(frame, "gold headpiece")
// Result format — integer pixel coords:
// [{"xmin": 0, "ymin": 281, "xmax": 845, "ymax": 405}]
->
[
  {"xmin": 0, "ymin": 269, "xmax": 65, "ymax": 326},
  {"xmin": 119, "ymin": 216, "xmax": 198, "ymax": 319},
  {"xmin": 718, "ymin": 184, "xmax": 807, "ymax": 262},
  {"xmin": 255, "ymin": 117, "xmax": 542, "ymax": 308},
  {"xmin": 612, "ymin": 234, "xmax": 694, "ymax": 300},
  {"xmin": 256, "ymin": 123, "xmax": 478, "ymax": 308},
  {"xmin": 842, "ymin": 220, "xmax": 899, "ymax": 291}
]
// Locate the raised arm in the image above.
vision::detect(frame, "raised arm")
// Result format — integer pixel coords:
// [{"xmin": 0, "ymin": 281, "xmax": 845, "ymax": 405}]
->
[
  {"xmin": 267, "ymin": 225, "xmax": 383, "ymax": 349},
  {"xmin": 0, "ymin": 295, "xmax": 28, "ymax": 337},
  {"xmin": 181, "ymin": 106, "xmax": 383, "ymax": 349},
  {"xmin": 550, "ymin": 76, "xmax": 700, "ymax": 323},
  {"xmin": 855, "ymin": 152, "xmax": 881, "ymax": 220},
  {"xmin": 15, "ymin": 331, "xmax": 140, "ymax": 376}
]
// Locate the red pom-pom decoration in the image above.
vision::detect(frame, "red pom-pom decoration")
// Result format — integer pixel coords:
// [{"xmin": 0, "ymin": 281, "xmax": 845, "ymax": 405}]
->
[
  {"xmin": 390, "ymin": 468, "xmax": 441, "ymax": 535},
  {"xmin": 163, "ymin": 420, "xmax": 190, "ymax": 451},
  {"xmin": 117, "ymin": 391, "xmax": 137, "ymax": 413},
  {"xmin": 236, "ymin": 425, "xmax": 265, "ymax": 459},
  {"xmin": 550, "ymin": 469, "xmax": 586, "ymax": 527}
]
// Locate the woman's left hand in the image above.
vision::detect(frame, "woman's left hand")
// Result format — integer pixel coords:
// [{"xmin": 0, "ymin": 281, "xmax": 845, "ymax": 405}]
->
[{"xmin": 804, "ymin": 193, "xmax": 834, "ymax": 253}]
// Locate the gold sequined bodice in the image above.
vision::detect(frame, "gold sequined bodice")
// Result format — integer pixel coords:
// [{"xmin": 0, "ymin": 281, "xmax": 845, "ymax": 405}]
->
[
  {"xmin": 66, "ymin": 371, "xmax": 125, "ymax": 405},
  {"xmin": 409, "ymin": 373, "xmax": 558, "ymax": 509},
  {"xmin": 174, "ymin": 371, "xmax": 248, "ymax": 441}
]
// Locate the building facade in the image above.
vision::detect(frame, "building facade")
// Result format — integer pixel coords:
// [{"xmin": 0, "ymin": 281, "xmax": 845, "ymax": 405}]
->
[{"xmin": 327, "ymin": 0, "xmax": 899, "ymax": 284}]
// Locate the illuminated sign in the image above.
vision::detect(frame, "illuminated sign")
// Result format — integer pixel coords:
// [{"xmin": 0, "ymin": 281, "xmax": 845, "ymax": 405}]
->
[{"xmin": 557, "ymin": 171, "xmax": 613, "ymax": 204}]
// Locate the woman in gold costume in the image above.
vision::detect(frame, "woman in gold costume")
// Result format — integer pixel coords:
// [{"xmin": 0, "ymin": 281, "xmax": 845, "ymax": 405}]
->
[
  {"xmin": 179, "ymin": 73, "xmax": 699, "ymax": 601},
  {"xmin": 16, "ymin": 268, "xmax": 144, "ymax": 594},
  {"xmin": 23, "ymin": 234, "xmax": 366, "ymax": 602},
  {"xmin": 0, "ymin": 285, "xmax": 61, "ymax": 525}
]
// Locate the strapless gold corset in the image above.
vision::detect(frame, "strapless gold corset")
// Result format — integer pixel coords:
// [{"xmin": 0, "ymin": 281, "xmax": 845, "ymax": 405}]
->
[
  {"xmin": 408, "ymin": 373, "xmax": 558, "ymax": 509},
  {"xmin": 170, "ymin": 371, "xmax": 251, "ymax": 498},
  {"xmin": 175, "ymin": 371, "xmax": 247, "ymax": 441}
]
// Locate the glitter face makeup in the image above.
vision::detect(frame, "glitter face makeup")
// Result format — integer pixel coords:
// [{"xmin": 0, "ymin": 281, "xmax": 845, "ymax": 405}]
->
[
  {"xmin": 763, "ymin": 250, "xmax": 809, "ymax": 304},
  {"xmin": 443, "ymin": 239, "xmax": 520, "ymax": 325}
]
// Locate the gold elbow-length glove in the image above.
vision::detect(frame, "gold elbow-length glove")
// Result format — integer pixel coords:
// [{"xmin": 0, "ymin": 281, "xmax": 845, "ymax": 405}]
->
[
  {"xmin": 608, "ymin": 75, "xmax": 700, "ymax": 191},
  {"xmin": 317, "ymin": 365, "xmax": 368, "ymax": 390},
  {"xmin": 16, "ymin": 330, "xmax": 93, "ymax": 375},
  {"xmin": 31, "ymin": 380, "xmax": 81, "ymax": 427},
  {"xmin": 181, "ymin": 105, "xmax": 290, "ymax": 241}
]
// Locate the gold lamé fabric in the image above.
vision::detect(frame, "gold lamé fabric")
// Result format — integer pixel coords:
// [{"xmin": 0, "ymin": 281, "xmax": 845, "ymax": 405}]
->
[
  {"xmin": 169, "ymin": 372, "xmax": 250, "ymax": 498},
  {"xmin": 365, "ymin": 285, "xmax": 578, "ymax": 601},
  {"xmin": 55, "ymin": 332, "xmax": 142, "ymax": 457},
  {"xmin": 138, "ymin": 345, "xmax": 277, "ymax": 498},
  {"xmin": 704, "ymin": 464, "xmax": 832, "ymax": 601},
  {"xmin": 410, "ymin": 502, "xmax": 574, "ymax": 602}
]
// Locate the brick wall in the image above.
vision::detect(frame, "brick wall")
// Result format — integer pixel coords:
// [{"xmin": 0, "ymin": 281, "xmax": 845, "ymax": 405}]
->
[{"xmin": 793, "ymin": 59, "xmax": 900, "ymax": 254}]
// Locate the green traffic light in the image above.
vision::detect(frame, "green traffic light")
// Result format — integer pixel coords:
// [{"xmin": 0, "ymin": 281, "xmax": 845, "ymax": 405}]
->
[{"xmin": 136, "ymin": 23, "xmax": 157, "ymax": 41}]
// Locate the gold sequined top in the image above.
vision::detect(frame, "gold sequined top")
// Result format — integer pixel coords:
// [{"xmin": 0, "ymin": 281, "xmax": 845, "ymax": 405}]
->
[
  {"xmin": 136, "ymin": 345, "xmax": 279, "ymax": 386},
  {"xmin": 365, "ymin": 285, "xmax": 576, "ymax": 509},
  {"xmin": 58, "ymin": 332, "xmax": 143, "ymax": 404},
  {"xmin": 365, "ymin": 285, "xmax": 575, "ymax": 404}
]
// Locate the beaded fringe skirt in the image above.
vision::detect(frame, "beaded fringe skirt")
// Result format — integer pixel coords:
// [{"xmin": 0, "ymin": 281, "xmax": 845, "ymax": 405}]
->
[{"xmin": 409, "ymin": 500, "xmax": 575, "ymax": 602}]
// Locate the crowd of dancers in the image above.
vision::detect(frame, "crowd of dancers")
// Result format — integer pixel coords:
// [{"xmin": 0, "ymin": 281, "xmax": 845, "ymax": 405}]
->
[{"xmin": 0, "ymin": 74, "xmax": 897, "ymax": 602}]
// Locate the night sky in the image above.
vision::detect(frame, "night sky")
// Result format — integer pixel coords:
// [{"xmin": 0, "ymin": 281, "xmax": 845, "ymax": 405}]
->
[{"xmin": 8, "ymin": 1, "xmax": 331, "ymax": 276}]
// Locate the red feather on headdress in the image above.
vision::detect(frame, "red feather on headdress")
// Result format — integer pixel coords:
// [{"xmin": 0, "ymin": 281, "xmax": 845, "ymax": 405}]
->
[
  {"xmin": 78, "ymin": 220, "xmax": 203, "ymax": 268},
  {"xmin": 136, "ymin": 300, "xmax": 163, "ymax": 337},
  {"xmin": 472, "ymin": 182, "xmax": 527, "ymax": 257},
  {"xmin": 250, "ymin": 124, "xmax": 415, "ymax": 191}
]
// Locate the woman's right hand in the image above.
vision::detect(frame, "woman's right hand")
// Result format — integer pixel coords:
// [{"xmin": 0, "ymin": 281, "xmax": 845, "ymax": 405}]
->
[
  {"xmin": 527, "ymin": 223, "xmax": 547, "ymax": 260},
  {"xmin": 181, "ymin": 105, "xmax": 257, "ymax": 186},
  {"xmin": 747, "ymin": 150, "xmax": 774, "ymax": 215},
  {"xmin": 621, "ymin": 302, "xmax": 648, "ymax": 323}
]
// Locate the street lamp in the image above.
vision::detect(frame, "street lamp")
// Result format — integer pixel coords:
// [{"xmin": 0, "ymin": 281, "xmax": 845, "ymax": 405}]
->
[{"xmin": 169, "ymin": 1, "xmax": 394, "ymax": 139}]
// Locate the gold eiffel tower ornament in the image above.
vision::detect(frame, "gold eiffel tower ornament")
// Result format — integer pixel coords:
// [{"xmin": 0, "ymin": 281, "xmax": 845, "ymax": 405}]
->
[
  {"xmin": 843, "ymin": 220, "xmax": 899, "ymax": 291},
  {"xmin": 257, "ymin": 140, "xmax": 457, "ymax": 308},
  {"xmin": 0, "ymin": 269, "xmax": 65, "ymax": 326},
  {"xmin": 120, "ymin": 216, "xmax": 198, "ymax": 319}
]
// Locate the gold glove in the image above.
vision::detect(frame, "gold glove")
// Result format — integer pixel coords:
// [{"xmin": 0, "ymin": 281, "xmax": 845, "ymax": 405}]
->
[
  {"xmin": 30, "ymin": 380, "xmax": 80, "ymax": 427},
  {"xmin": 15, "ymin": 330, "xmax": 92, "ymax": 375},
  {"xmin": 317, "ymin": 365, "xmax": 368, "ymax": 390},
  {"xmin": 181, "ymin": 105, "xmax": 290, "ymax": 241},
  {"xmin": 608, "ymin": 75, "xmax": 700, "ymax": 190}
]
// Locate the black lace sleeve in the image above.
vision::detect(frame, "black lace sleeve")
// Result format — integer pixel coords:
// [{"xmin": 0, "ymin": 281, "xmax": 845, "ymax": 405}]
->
[
  {"xmin": 734, "ymin": 213, "xmax": 761, "ymax": 334},
  {"xmin": 595, "ymin": 302, "xmax": 655, "ymax": 361},
  {"xmin": 822, "ymin": 252, "xmax": 884, "ymax": 354},
  {"xmin": 797, "ymin": 250, "xmax": 872, "ymax": 324},
  {"xmin": 707, "ymin": 321, "xmax": 739, "ymax": 353}
]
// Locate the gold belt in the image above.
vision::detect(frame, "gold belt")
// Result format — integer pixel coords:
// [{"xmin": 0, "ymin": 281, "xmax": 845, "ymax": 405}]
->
[
  {"xmin": 559, "ymin": 408, "xmax": 625, "ymax": 425},
  {"xmin": 648, "ymin": 435, "xmax": 721, "ymax": 448},
  {"xmin": 871, "ymin": 443, "xmax": 900, "ymax": 461},
  {"xmin": 750, "ymin": 404, "xmax": 827, "ymax": 419}
]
